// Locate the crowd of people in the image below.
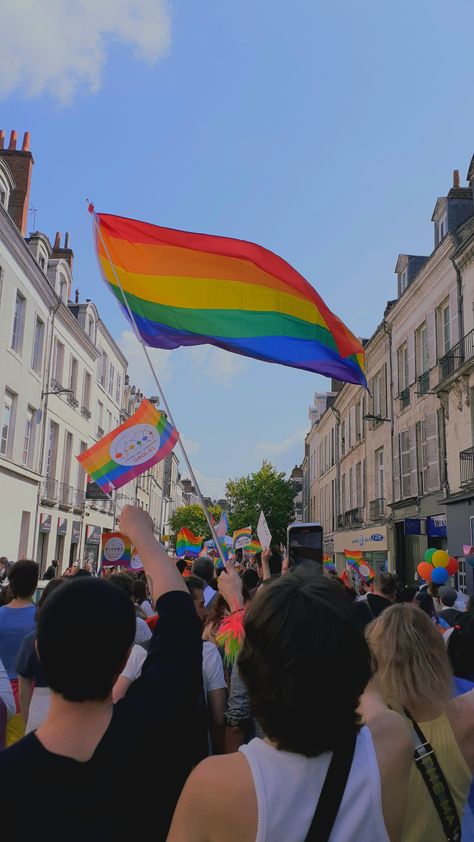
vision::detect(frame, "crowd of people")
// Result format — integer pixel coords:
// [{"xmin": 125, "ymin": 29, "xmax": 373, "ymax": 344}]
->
[{"xmin": 0, "ymin": 515, "xmax": 474, "ymax": 841}]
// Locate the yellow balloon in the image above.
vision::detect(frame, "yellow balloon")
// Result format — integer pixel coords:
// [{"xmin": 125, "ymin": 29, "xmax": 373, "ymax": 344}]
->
[{"xmin": 432, "ymin": 550, "xmax": 449, "ymax": 568}]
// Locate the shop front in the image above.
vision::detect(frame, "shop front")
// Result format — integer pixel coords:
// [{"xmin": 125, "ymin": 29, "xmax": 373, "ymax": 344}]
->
[
  {"xmin": 444, "ymin": 489, "xmax": 474, "ymax": 595},
  {"xmin": 84, "ymin": 524, "xmax": 101, "ymax": 569},
  {"xmin": 392, "ymin": 495, "xmax": 447, "ymax": 585},
  {"xmin": 334, "ymin": 525, "xmax": 390, "ymax": 574}
]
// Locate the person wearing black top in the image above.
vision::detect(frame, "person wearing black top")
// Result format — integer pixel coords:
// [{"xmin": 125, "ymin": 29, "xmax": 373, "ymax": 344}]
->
[{"xmin": 0, "ymin": 506, "xmax": 207, "ymax": 842}]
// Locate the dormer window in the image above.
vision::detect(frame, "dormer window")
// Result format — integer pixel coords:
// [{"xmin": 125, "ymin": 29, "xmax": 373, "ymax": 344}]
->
[
  {"xmin": 0, "ymin": 161, "xmax": 14, "ymax": 212},
  {"xmin": 400, "ymin": 269, "xmax": 408, "ymax": 292},
  {"xmin": 38, "ymin": 254, "xmax": 46, "ymax": 271},
  {"xmin": 59, "ymin": 275, "xmax": 68, "ymax": 304},
  {"xmin": 437, "ymin": 213, "xmax": 448, "ymax": 245}
]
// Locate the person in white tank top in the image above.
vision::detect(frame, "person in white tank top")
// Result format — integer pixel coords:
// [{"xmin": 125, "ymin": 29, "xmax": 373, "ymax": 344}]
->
[{"xmin": 168, "ymin": 564, "xmax": 412, "ymax": 842}]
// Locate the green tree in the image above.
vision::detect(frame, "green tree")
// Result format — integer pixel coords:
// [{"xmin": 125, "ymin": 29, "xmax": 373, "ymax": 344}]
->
[
  {"xmin": 169, "ymin": 503, "xmax": 221, "ymax": 546},
  {"xmin": 226, "ymin": 461, "xmax": 295, "ymax": 547}
]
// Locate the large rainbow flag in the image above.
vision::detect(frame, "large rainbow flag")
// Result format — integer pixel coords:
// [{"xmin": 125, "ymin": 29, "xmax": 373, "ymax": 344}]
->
[
  {"xmin": 176, "ymin": 528, "xmax": 203, "ymax": 558},
  {"xmin": 91, "ymin": 212, "xmax": 366, "ymax": 386},
  {"xmin": 77, "ymin": 399, "xmax": 178, "ymax": 493}
]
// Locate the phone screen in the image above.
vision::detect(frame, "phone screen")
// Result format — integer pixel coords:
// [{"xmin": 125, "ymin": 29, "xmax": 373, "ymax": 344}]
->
[{"xmin": 287, "ymin": 524, "xmax": 323, "ymax": 566}]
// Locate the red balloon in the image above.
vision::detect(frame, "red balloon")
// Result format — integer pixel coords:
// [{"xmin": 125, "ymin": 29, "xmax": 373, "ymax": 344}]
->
[
  {"xmin": 446, "ymin": 557, "xmax": 458, "ymax": 576},
  {"xmin": 417, "ymin": 561, "xmax": 433, "ymax": 582}
]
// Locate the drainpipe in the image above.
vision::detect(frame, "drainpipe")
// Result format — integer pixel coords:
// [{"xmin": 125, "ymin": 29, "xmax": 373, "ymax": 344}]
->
[{"xmin": 382, "ymin": 320, "xmax": 395, "ymax": 566}]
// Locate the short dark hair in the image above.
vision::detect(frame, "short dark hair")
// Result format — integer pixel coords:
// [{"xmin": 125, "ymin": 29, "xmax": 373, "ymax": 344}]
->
[
  {"xmin": 375, "ymin": 572, "xmax": 397, "ymax": 598},
  {"xmin": 132, "ymin": 579, "xmax": 147, "ymax": 603},
  {"xmin": 8, "ymin": 560, "xmax": 38, "ymax": 599},
  {"xmin": 109, "ymin": 573, "xmax": 133, "ymax": 598},
  {"xmin": 37, "ymin": 578, "xmax": 135, "ymax": 701},
  {"xmin": 185, "ymin": 575, "xmax": 206, "ymax": 598},
  {"xmin": 238, "ymin": 565, "xmax": 371, "ymax": 756},
  {"xmin": 447, "ymin": 613, "xmax": 474, "ymax": 679},
  {"xmin": 192, "ymin": 557, "xmax": 214, "ymax": 585},
  {"xmin": 176, "ymin": 559, "xmax": 187, "ymax": 575},
  {"xmin": 242, "ymin": 569, "xmax": 259, "ymax": 591},
  {"xmin": 36, "ymin": 577, "xmax": 67, "ymax": 614}
]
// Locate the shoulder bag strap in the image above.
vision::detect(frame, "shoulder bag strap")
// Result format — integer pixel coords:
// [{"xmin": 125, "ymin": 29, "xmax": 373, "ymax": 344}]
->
[
  {"xmin": 404, "ymin": 708, "xmax": 461, "ymax": 842},
  {"xmin": 305, "ymin": 733, "xmax": 357, "ymax": 842}
]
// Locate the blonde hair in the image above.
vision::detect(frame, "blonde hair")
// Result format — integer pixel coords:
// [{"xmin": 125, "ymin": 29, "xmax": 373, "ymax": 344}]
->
[{"xmin": 366, "ymin": 603, "xmax": 452, "ymax": 713}]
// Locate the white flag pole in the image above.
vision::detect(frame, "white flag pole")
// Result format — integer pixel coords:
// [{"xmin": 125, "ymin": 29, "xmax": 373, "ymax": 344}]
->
[{"xmin": 90, "ymin": 208, "xmax": 226, "ymax": 568}]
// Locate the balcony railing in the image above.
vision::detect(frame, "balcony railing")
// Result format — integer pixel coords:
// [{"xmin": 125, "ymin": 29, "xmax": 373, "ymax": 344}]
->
[
  {"xmin": 417, "ymin": 371, "xmax": 430, "ymax": 395},
  {"xmin": 400, "ymin": 387, "xmax": 410, "ymax": 410},
  {"xmin": 81, "ymin": 406, "xmax": 92, "ymax": 419},
  {"xmin": 73, "ymin": 489, "xmax": 85, "ymax": 511},
  {"xmin": 369, "ymin": 498, "xmax": 385, "ymax": 519},
  {"xmin": 58, "ymin": 482, "xmax": 73, "ymax": 508},
  {"xmin": 460, "ymin": 446, "xmax": 474, "ymax": 486},
  {"xmin": 439, "ymin": 328, "xmax": 474, "ymax": 382},
  {"xmin": 337, "ymin": 508, "xmax": 364, "ymax": 529},
  {"xmin": 41, "ymin": 476, "xmax": 57, "ymax": 504},
  {"xmin": 67, "ymin": 393, "xmax": 79, "ymax": 408},
  {"xmin": 97, "ymin": 426, "xmax": 104, "ymax": 438},
  {"xmin": 49, "ymin": 378, "xmax": 64, "ymax": 392}
]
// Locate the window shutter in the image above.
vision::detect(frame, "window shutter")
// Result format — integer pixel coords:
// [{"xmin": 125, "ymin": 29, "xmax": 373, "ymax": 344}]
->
[
  {"xmin": 393, "ymin": 434, "xmax": 401, "ymax": 501},
  {"xmin": 409, "ymin": 426, "xmax": 418, "ymax": 497},
  {"xmin": 407, "ymin": 334, "xmax": 415, "ymax": 386},
  {"xmin": 425, "ymin": 412, "xmax": 440, "ymax": 492},
  {"xmin": 393, "ymin": 347, "xmax": 399, "ymax": 397},
  {"xmin": 381, "ymin": 364, "xmax": 388, "ymax": 418},
  {"xmin": 401, "ymin": 430, "xmax": 412, "ymax": 498},
  {"xmin": 449, "ymin": 288, "xmax": 459, "ymax": 347}
]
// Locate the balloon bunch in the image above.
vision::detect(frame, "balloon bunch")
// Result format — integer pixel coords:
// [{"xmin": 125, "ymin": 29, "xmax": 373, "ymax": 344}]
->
[{"xmin": 417, "ymin": 548, "xmax": 458, "ymax": 585}]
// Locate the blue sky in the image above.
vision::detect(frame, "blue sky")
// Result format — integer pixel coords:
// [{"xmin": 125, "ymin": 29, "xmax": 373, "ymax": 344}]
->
[{"xmin": 2, "ymin": 0, "xmax": 474, "ymax": 497}]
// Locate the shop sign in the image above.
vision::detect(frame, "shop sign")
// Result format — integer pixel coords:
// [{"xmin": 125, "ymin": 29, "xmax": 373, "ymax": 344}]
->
[
  {"xmin": 57, "ymin": 517, "xmax": 68, "ymax": 536},
  {"xmin": 85, "ymin": 525, "xmax": 101, "ymax": 545},
  {"xmin": 71, "ymin": 521, "xmax": 81, "ymax": 544},
  {"xmin": 334, "ymin": 525, "xmax": 388, "ymax": 553},
  {"xmin": 427, "ymin": 515, "xmax": 447, "ymax": 538},
  {"xmin": 404, "ymin": 518, "xmax": 421, "ymax": 536},
  {"xmin": 39, "ymin": 513, "xmax": 52, "ymax": 533}
]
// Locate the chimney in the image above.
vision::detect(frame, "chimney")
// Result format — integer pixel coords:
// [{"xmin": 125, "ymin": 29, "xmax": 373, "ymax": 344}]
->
[
  {"xmin": 74, "ymin": 288, "xmax": 79, "ymax": 304},
  {"xmin": 64, "ymin": 232, "xmax": 69, "ymax": 249},
  {"xmin": 53, "ymin": 231, "xmax": 61, "ymax": 249},
  {"xmin": 453, "ymin": 169, "xmax": 460, "ymax": 188},
  {"xmin": 52, "ymin": 230, "xmax": 74, "ymax": 270},
  {"xmin": 0, "ymin": 129, "xmax": 34, "ymax": 235}
]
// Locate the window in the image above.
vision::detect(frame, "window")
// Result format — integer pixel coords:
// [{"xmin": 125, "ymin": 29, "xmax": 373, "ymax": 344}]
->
[
  {"xmin": 355, "ymin": 462, "xmax": 362, "ymax": 508},
  {"xmin": 62, "ymin": 431, "xmax": 73, "ymax": 485},
  {"xmin": 59, "ymin": 276, "xmax": 68, "ymax": 304},
  {"xmin": 437, "ymin": 214, "xmax": 448, "ymax": 244},
  {"xmin": 398, "ymin": 344, "xmax": 409, "ymax": 390},
  {"xmin": 11, "ymin": 291, "xmax": 26, "ymax": 353},
  {"xmin": 0, "ymin": 172, "xmax": 9, "ymax": 209},
  {"xmin": 416, "ymin": 323, "xmax": 429, "ymax": 375},
  {"xmin": 108, "ymin": 362, "xmax": 115, "ymax": 396},
  {"xmin": 82, "ymin": 372, "xmax": 91, "ymax": 411},
  {"xmin": 22, "ymin": 407, "xmax": 35, "ymax": 467},
  {"xmin": 87, "ymin": 316, "xmax": 95, "ymax": 343},
  {"xmin": 98, "ymin": 401, "xmax": 104, "ymax": 428},
  {"xmin": 107, "ymin": 409, "xmax": 112, "ymax": 432},
  {"xmin": 341, "ymin": 474, "xmax": 346, "ymax": 513},
  {"xmin": 115, "ymin": 373, "xmax": 122, "ymax": 406},
  {"xmin": 77, "ymin": 441, "xmax": 87, "ymax": 491},
  {"xmin": 349, "ymin": 466, "xmax": 354, "ymax": 509},
  {"xmin": 375, "ymin": 447, "xmax": 384, "ymax": 499},
  {"xmin": 31, "ymin": 317, "xmax": 45, "ymax": 373},
  {"xmin": 442, "ymin": 304, "xmax": 450, "ymax": 354},
  {"xmin": 68, "ymin": 357, "xmax": 78, "ymax": 396},
  {"xmin": 400, "ymin": 269, "xmax": 408, "ymax": 292},
  {"xmin": 373, "ymin": 372, "xmax": 382, "ymax": 417},
  {"xmin": 46, "ymin": 421, "xmax": 59, "ymax": 478},
  {"xmin": 38, "ymin": 255, "xmax": 46, "ymax": 271},
  {"xmin": 53, "ymin": 340, "xmax": 65, "ymax": 384},
  {"xmin": 1, "ymin": 392, "xmax": 13, "ymax": 456}
]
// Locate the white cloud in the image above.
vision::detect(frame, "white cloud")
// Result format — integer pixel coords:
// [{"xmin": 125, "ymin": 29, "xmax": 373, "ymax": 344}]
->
[
  {"xmin": 193, "ymin": 468, "xmax": 227, "ymax": 500},
  {"xmin": 189, "ymin": 346, "xmax": 246, "ymax": 388},
  {"xmin": 0, "ymin": 0, "xmax": 171, "ymax": 104},
  {"xmin": 120, "ymin": 329, "xmax": 173, "ymax": 395},
  {"xmin": 255, "ymin": 428, "xmax": 307, "ymax": 458}
]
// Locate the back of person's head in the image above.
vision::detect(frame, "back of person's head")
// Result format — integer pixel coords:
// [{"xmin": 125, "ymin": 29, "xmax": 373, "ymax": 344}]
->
[
  {"xmin": 132, "ymin": 579, "xmax": 147, "ymax": 604},
  {"xmin": 396, "ymin": 585, "xmax": 417, "ymax": 604},
  {"xmin": 373, "ymin": 571, "xmax": 397, "ymax": 599},
  {"xmin": 8, "ymin": 559, "xmax": 38, "ymax": 599},
  {"xmin": 366, "ymin": 604, "xmax": 452, "ymax": 713},
  {"xmin": 109, "ymin": 573, "xmax": 133, "ymax": 599},
  {"xmin": 192, "ymin": 557, "xmax": 214, "ymax": 586},
  {"xmin": 447, "ymin": 613, "xmax": 474, "ymax": 679},
  {"xmin": 37, "ymin": 578, "xmax": 135, "ymax": 702},
  {"xmin": 439, "ymin": 586, "xmax": 457, "ymax": 608},
  {"xmin": 74, "ymin": 568, "xmax": 91, "ymax": 578},
  {"xmin": 184, "ymin": 575, "xmax": 206, "ymax": 598},
  {"xmin": 238, "ymin": 564, "xmax": 371, "ymax": 757},
  {"xmin": 36, "ymin": 577, "xmax": 67, "ymax": 614},
  {"xmin": 415, "ymin": 590, "xmax": 436, "ymax": 619},
  {"xmin": 267, "ymin": 549, "xmax": 282, "ymax": 577},
  {"xmin": 242, "ymin": 568, "xmax": 259, "ymax": 591},
  {"xmin": 176, "ymin": 558, "xmax": 187, "ymax": 575}
]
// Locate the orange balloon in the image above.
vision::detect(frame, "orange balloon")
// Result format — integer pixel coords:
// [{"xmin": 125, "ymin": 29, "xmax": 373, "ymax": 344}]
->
[
  {"xmin": 417, "ymin": 561, "xmax": 433, "ymax": 582},
  {"xmin": 446, "ymin": 557, "xmax": 458, "ymax": 576},
  {"xmin": 432, "ymin": 550, "xmax": 449, "ymax": 568}
]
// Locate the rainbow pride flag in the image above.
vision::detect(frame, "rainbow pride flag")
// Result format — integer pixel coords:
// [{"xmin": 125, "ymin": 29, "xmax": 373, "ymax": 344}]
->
[
  {"xmin": 246, "ymin": 540, "xmax": 262, "ymax": 555},
  {"xmin": 323, "ymin": 553, "xmax": 336, "ymax": 574},
  {"xmin": 92, "ymin": 212, "xmax": 366, "ymax": 386},
  {"xmin": 344, "ymin": 549, "xmax": 375, "ymax": 582},
  {"xmin": 77, "ymin": 399, "xmax": 178, "ymax": 494},
  {"xmin": 233, "ymin": 527, "xmax": 252, "ymax": 550},
  {"xmin": 176, "ymin": 528, "xmax": 203, "ymax": 558}
]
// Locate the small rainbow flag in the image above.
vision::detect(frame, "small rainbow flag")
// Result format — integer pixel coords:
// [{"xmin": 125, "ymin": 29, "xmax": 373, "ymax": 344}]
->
[
  {"xmin": 233, "ymin": 527, "xmax": 252, "ymax": 550},
  {"xmin": 92, "ymin": 211, "xmax": 367, "ymax": 386},
  {"xmin": 323, "ymin": 553, "xmax": 336, "ymax": 574},
  {"xmin": 176, "ymin": 528, "xmax": 203, "ymax": 558},
  {"xmin": 246, "ymin": 540, "xmax": 262, "ymax": 555},
  {"xmin": 77, "ymin": 399, "xmax": 179, "ymax": 494},
  {"xmin": 344, "ymin": 549, "xmax": 375, "ymax": 582}
]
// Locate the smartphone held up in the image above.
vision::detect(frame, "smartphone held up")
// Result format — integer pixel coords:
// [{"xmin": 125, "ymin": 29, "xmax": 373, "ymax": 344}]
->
[{"xmin": 287, "ymin": 522, "xmax": 323, "ymax": 567}]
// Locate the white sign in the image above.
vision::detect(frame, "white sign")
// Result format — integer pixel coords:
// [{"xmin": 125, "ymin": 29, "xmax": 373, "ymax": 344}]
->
[
  {"xmin": 103, "ymin": 536, "xmax": 126, "ymax": 563},
  {"xmin": 130, "ymin": 552, "xmax": 144, "ymax": 571},
  {"xmin": 257, "ymin": 510, "xmax": 272, "ymax": 550},
  {"xmin": 234, "ymin": 534, "xmax": 251, "ymax": 551}
]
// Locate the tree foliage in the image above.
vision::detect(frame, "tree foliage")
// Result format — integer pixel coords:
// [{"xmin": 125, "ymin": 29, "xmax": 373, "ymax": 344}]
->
[
  {"xmin": 168, "ymin": 503, "xmax": 221, "ymax": 546},
  {"xmin": 226, "ymin": 461, "xmax": 295, "ymax": 547}
]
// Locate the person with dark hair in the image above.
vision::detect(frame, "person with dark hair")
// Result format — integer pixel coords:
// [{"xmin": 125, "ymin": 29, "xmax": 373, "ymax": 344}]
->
[
  {"xmin": 0, "ymin": 559, "xmax": 39, "ymax": 746},
  {"xmin": 354, "ymin": 571, "xmax": 397, "ymax": 627},
  {"xmin": 0, "ymin": 506, "xmax": 207, "ymax": 841},
  {"xmin": 438, "ymin": 587, "xmax": 460, "ymax": 627},
  {"xmin": 396, "ymin": 585, "xmax": 417, "ymax": 604},
  {"xmin": 16, "ymin": 577, "xmax": 67, "ymax": 732},
  {"xmin": 242, "ymin": 568, "xmax": 259, "ymax": 592},
  {"xmin": 132, "ymin": 578, "xmax": 154, "ymax": 618},
  {"xmin": 42, "ymin": 560, "xmax": 59, "ymax": 581},
  {"xmin": 169, "ymin": 565, "xmax": 412, "ymax": 842},
  {"xmin": 110, "ymin": 571, "xmax": 152, "ymax": 647},
  {"xmin": 192, "ymin": 556, "xmax": 217, "ymax": 609},
  {"xmin": 414, "ymin": 591, "xmax": 450, "ymax": 632},
  {"xmin": 176, "ymin": 558, "xmax": 187, "ymax": 575}
]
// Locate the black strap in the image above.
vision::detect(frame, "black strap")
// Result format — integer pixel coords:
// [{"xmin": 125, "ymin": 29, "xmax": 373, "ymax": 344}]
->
[
  {"xmin": 305, "ymin": 733, "xmax": 357, "ymax": 842},
  {"xmin": 404, "ymin": 709, "xmax": 461, "ymax": 842}
]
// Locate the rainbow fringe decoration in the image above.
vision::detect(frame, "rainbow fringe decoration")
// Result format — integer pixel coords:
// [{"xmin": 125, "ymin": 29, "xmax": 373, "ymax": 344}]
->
[
  {"xmin": 176, "ymin": 528, "xmax": 203, "ymax": 558},
  {"xmin": 215, "ymin": 609, "xmax": 246, "ymax": 666},
  {"xmin": 92, "ymin": 211, "xmax": 367, "ymax": 386}
]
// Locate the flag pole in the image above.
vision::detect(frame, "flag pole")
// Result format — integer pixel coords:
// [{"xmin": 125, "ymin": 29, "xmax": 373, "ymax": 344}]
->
[{"xmin": 90, "ymin": 207, "xmax": 227, "ymax": 569}]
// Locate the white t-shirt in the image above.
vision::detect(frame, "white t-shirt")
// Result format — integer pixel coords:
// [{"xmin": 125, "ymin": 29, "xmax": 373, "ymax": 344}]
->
[
  {"xmin": 140, "ymin": 599, "xmax": 155, "ymax": 618},
  {"xmin": 121, "ymin": 641, "xmax": 226, "ymax": 698},
  {"xmin": 135, "ymin": 616, "xmax": 152, "ymax": 646}
]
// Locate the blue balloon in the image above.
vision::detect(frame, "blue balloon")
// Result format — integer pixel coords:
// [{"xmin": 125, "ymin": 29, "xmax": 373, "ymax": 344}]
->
[{"xmin": 431, "ymin": 566, "xmax": 449, "ymax": 585}]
